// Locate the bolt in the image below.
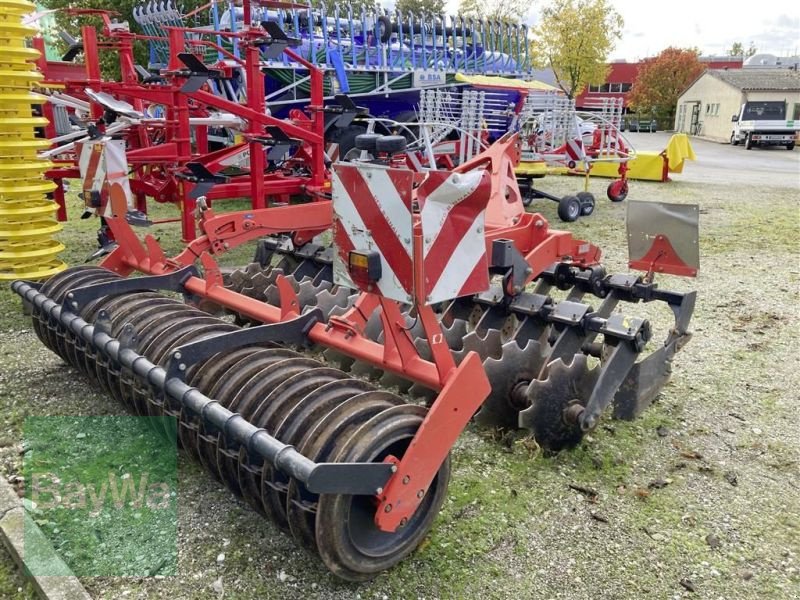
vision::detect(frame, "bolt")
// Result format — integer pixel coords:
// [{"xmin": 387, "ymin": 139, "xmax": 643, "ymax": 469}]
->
[
  {"xmin": 384, "ymin": 504, "xmax": 392, "ymax": 513},
  {"xmin": 375, "ymin": 487, "xmax": 383, "ymax": 495},
  {"xmin": 174, "ymin": 352, "xmax": 182, "ymax": 360},
  {"xmin": 399, "ymin": 517, "xmax": 408, "ymax": 528},
  {"xmin": 417, "ymin": 489, "xmax": 425, "ymax": 499},
  {"xmin": 179, "ymin": 363, "xmax": 186, "ymax": 371},
  {"xmin": 402, "ymin": 475, "xmax": 410, "ymax": 485},
  {"xmin": 390, "ymin": 464, "xmax": 397, "ymax": 473}
]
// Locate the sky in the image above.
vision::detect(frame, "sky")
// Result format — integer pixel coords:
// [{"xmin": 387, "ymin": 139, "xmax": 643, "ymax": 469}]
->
[{"xmin": 442, "ymin": 0, "xmax": 800, "ymax": 61}]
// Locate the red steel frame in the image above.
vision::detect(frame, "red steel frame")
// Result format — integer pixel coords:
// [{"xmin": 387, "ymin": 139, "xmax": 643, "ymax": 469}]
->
[
  {"xmin": 97, "ymin": 135, "xmax": 603, "ymax": 531},
  {"xmin": 38, "ymin": 10, "xmax": 329, "ymax": 242}
]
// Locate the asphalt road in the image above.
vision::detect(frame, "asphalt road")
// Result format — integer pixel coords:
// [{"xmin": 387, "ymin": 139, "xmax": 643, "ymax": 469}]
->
[{"xmin": 623, "ymin": 131, "xmax": 800, "ymax": 187}]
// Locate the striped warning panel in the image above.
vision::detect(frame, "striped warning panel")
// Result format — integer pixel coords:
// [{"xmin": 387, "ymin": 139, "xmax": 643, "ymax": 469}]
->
[
  {"xmin": 419, "ymin": 169, "xmax": 490, "ymax": 305},
  {"xmin": 331, "ymin": 162, "xmax": 414, "ymax": 303}
]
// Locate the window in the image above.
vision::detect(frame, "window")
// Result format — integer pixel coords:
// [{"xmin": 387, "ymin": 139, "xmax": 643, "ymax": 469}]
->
[
  {"xmin": 599, "ymin": 83, "xmax": 610, "ymax": 92},
  {"xmin": 621, "ymin": 83, "xmax": 632, "ymax": 92},
  {"xmin": 706, "ymin": 104, "xmax": 711, "ymax": 114},
  {"xmin": 793, "ymin": 103, "xmax": 800, "ymax": 120}
]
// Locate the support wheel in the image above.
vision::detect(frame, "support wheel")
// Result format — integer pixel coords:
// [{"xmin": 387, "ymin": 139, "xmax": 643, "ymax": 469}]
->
[
  {"xmin": 744, "ymin": 134, "xmax": 753, "ymax": 150},
  {"xmin": 787, "ymin": 142, "xmax": 795, "ymax": 151},
  {"xmin": 730, "ymin": 132, "xmax": 739, "ymax": 146},
  {"xmin": 316, "ymin": 405, "xmax": 450, "ymax": 581},
  {"xmin": 576, "ymin": 191, "xmax": 595, "ymax": 216},
  {"xmin": 606, "ymin": 179, "xmax": 628, "ymax": 202},
  {"xmin": 557, "ymin": 195, "xmax": 581, "ymax": 222}
]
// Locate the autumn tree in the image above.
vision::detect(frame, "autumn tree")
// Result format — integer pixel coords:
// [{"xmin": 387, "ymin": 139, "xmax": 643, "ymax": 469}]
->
[
  {"xmin": 628, "ymin": 47, "xmax": 705, "ymax": 125},
  {"xmin": 39, "ymin": 0, "xmax": 206, "ymax": 78},
  {"xmin": 395, "ymin": 0, "xmax": 447, "ymax": 15},
  {"xmin": 727, "ymin": 41, "xmax": 757, "ymax": 58},
  {"xmin": 458, "ymin": 0, "xmax": 526, "ymax": 22},
  {"xmin": 534, "ymin": 0, "xmax": 622, "ymax": 98}
]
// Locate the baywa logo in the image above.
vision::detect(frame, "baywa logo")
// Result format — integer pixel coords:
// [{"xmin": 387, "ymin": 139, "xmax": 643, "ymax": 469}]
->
[
  {"xmin": 23, "ymin": 416, "xmax": 178, "ymax": 577},
  {"xmin": 30, "ymin": 471, "xmax": 172, "ymax": 515}
]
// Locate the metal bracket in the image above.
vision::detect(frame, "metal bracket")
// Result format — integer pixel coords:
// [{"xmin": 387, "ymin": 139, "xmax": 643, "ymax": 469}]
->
[
  {"xmin": 490, "ymin": 239, "xmax": 531, "ymax": 295},
  {"xmin": 63, "ymin": 266, "xmax": 199, "ymax": 313},
  {"xmin": 164, "ymin": 308, "xmax": 323, "ymax": 382},
  {"xmin": 579, "ymin": 341, "xmax": 639, "ymax": 432}
]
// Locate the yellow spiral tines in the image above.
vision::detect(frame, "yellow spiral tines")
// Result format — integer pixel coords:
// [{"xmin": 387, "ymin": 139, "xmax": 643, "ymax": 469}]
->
[{"xmin": 0, "ymin": 7, "xmax": 65, "ymax": 280}]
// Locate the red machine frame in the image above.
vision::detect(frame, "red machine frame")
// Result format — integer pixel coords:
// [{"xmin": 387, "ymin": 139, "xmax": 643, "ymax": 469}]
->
[{"xmin": 37, "ymin": 9, "xmax": 329, "ymax": 241}]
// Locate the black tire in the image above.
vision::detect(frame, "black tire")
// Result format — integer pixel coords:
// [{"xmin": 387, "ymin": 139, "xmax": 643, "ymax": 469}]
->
[
  {"xmin": 355, "ymin": 133, "xmax": 381, "ymax": 151},
  {"xmin": 787, "ymin": 142, "xmax": 795, "ymax": 151},
  {"xmin": 375, "ymin": 135, "xmax": 407, "ymax": 154},
  {"xmin": 328, "ymin": 124, "xmax": 366, "ymax": 158},
  {"xmin": 315, "ymin": 405, "xmax": 451, "ymax": 581},
  {"xmin": 745, "ymin": 134, "xmax": 753, "ymax": 150},
  {"xmin": 377, "ymin": 15, "xmax": 392, "ymax": 44},
  {"xmin": 576, "ymin": 191, "xmax": 595, "ymax": 216},
  {"xmin": 607, "ymin": 180, "xmax": 628, "ymax": 203},
  {"xmin": 730, "ymin": 132, "xmax": 739, "ymax": 146},
  {"xmin": 557, "ymin": 195, "xmax": 581, "ymax": 222}
]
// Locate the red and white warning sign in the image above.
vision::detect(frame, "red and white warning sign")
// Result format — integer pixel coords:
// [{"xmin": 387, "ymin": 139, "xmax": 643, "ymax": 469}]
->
[
  {"xmin": 332, "ymin": 162, "xmax": 492, "ymax": 305},
  {"xmin": 418, "ymin": 169, "xmax": 490, "ymax": 304},
  {"xmin": 332, "ymin": 162, "xmax": 415, "ymax": 303}
]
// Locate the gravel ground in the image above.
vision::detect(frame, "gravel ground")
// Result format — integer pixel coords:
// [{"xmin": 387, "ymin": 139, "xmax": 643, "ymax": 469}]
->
[{"xmin": 1, "ymin": 150, "xmax": 798, "ymax": 599}]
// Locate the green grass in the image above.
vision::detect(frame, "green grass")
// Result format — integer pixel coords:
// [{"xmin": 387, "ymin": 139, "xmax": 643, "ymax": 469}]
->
[
  {"xmin": 22, "ymin": 416, "xmax": 177, "ymax": 577},
  {"xmin": 0, "ymin": 174, "xmax": 798, "ymax": 598},
  {"xmin": 0, "ymin": 549, "xmax": 36, "ymax": 600}
]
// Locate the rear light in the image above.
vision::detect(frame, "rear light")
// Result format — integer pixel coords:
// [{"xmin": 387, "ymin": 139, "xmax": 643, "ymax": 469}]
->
[{"xmin": 348, "ymin": 250, "xmax": 382, "ymax": 286}]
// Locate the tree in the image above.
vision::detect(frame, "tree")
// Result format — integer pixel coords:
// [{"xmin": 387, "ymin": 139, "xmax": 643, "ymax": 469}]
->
[
  {"xmin": 458, "ymin": 0, "xmax": 526, "ymax": 22},
  {"xmin": 395, "ymin": 0, "xmax": 447, "ymax": 15},
  {"xmin": 628, "ymin": 47, "xmax": 705, "ymax": 125},
  {"xmin": 727, "ymin": 42, "xmax": 757, "ymax": 58},
  {"xmin": 38, "ymin": 0, "xmax": 206, "ymax": 78},
  {"xmin": 534, "ymin": 0, "xmax": 623, "ymax": 98}
]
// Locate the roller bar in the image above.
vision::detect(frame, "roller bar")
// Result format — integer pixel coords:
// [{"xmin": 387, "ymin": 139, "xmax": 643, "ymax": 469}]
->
[{"xmin": 12, "ymin": 279, "xmax": 395, "ymax": 495}]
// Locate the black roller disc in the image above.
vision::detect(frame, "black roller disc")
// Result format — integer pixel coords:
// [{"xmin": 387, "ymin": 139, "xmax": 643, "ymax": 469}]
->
[
  {"xmin": 33, "ymin": 266, "xmax": 109, "ymax": 348},
  {"xmin": 315, "ymin": 404, "xmax": 451, "ymax": 582},
  {"xmin": 199, "ymin": 350, "xmax": 304, "ymax": 490},
  {"xmin": 474, "ymin": 339, "xmax": 548, "ymax": 429},
  {"xmin": 96, "ymin": 297, "xmax": 182, "ymax": 401},
  {"xmin": 250, "ymin": 379, "xmax": 374, "ymax": 521},
  {"xmin": 119, "ymin": 306, "xmax": 201, "ymax": 415},
  {"xmin": 285, "ymin": 391, "xmax": 401, "ymax": 551},
  {"xmin": 518, "ymin": 355, "xmax": 601, "ymax": 452},
  {"xmin": 112, "ymin": 304, "xmax": 191, "ymax": 413},
  {"xmin": 253, "ymin": 367, "xmax": 347, "ymax": 528},
  {"xmin": 43, "ymin": 269, "xmax": 114, "ymax": 359},
  {"xmin": 178, "ymin": 346, "xmax": 266, "ymax": 456},
  {"xmin": 233, "ymin": 357, "xmax": 322, "ymax": 513},
  {"xmin": 60, "ymin": 272, "xmax": 121, "ymax": 369}
]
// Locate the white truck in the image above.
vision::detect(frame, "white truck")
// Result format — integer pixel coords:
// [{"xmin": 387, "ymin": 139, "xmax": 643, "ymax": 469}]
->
[{"xmin": 730, "ymin": 101, "xmax": 798, "ymax": 150}]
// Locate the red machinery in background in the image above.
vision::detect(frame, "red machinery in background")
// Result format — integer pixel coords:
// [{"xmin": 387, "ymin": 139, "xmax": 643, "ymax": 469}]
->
[{"xmin": 35, "ymin": 8, "xmax": 333, "ymax": 242}]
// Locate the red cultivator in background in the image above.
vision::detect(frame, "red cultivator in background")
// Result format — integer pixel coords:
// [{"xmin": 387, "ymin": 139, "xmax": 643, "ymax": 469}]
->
[
  {"xmin": 14, "ymin": 132, "xmax": 698, "ymax": 579},
  {"xmin": 37, "ymin": 9, "xmax": 337, "ymax": 243}
]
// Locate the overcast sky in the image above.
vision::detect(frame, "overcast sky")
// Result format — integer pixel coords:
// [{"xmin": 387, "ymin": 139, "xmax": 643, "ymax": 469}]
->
[{"xmin": 440, "ymin": 0, "xmax": 799, "ymax": 61}]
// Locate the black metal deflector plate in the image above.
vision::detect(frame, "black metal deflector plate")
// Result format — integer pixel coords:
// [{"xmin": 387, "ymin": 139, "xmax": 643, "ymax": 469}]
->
[
  {"xmin": 165, "ymin": 308, "xmax": 323, "ymax": 381},
  {"xmin": 306, "ymin": 463, "xmax": 394, "ymax": 495},
  {"xmin": 63, "ymin": 266, "xmax": 199, "ymax": 313}
]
